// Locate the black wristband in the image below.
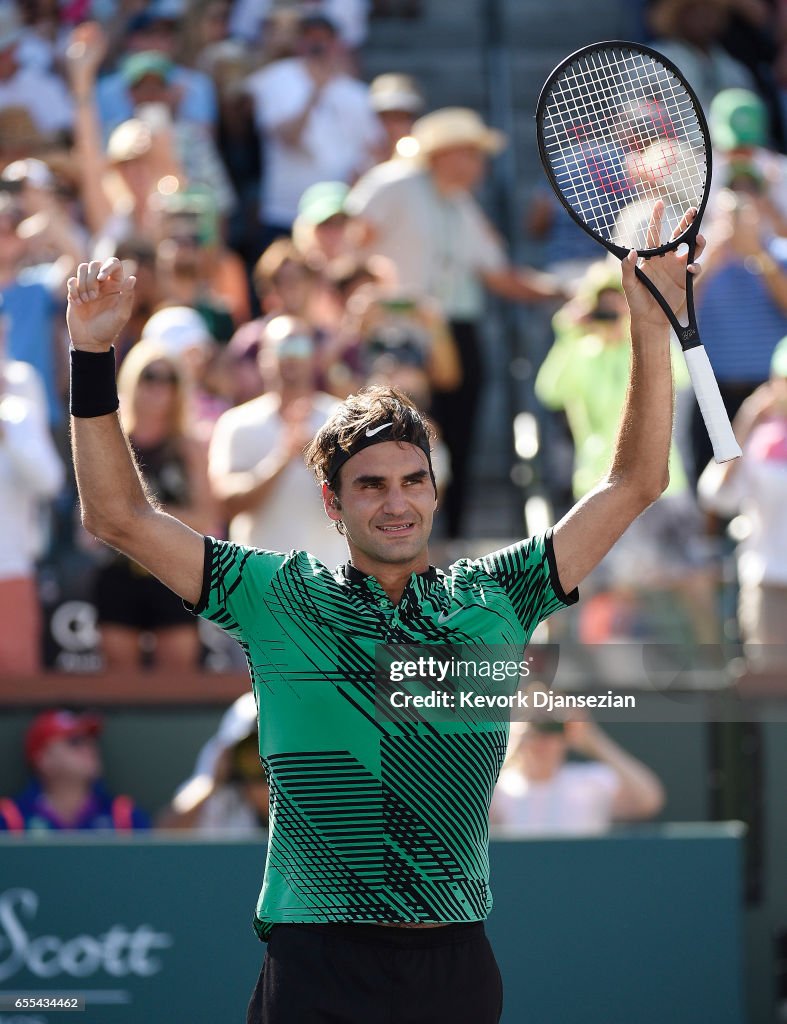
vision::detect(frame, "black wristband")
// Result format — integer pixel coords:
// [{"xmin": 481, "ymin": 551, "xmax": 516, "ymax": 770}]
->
[{"xmin": 70, "ymin": 346, "xmax": 120, "ymax": 418}]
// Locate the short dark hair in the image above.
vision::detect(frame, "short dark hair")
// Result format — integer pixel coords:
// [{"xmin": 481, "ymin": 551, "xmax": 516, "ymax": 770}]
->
[
  {"xmin": 298, "ymin": 12, "xmax": 338, "ymax": 35},
  {"xmin": 303, "ymin": 385, "xmax": 435, "ymax": 495}
]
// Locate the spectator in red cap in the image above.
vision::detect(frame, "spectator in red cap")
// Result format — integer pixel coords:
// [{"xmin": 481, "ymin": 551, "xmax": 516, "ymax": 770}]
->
[{"xmin": 0, "ymin": 709, "xmax": 151, "ymax": 832}]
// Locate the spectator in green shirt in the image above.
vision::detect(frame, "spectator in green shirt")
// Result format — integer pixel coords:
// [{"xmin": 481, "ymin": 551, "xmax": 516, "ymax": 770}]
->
[
  {"xmin": 536, "ymin": 260, "xmax": 689, "ymax": 501},
  {"xmin": 535, "ymin": 260, "xmax": 717, "ymax": 643}
]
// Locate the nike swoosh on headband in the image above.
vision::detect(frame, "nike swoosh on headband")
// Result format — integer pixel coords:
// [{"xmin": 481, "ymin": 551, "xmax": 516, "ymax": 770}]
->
[{"xmin": 365, "ymin": 422, "xmax": 393, "ymax": 437}]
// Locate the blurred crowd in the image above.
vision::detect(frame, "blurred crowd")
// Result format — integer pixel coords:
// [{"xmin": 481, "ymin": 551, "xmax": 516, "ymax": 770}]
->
[
  {"xmin": 0, "ymin": 0, "xmax": 785, "ymax": 686},
  {"xmin": 0, "ymin": 697, "xmax": 665, "ymax": 836},
  {"xmin": 2, "ymin": 0, "xmax": 787, "ymax": 841}
]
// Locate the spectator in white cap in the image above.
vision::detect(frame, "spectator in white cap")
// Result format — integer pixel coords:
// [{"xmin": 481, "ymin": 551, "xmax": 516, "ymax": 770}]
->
[
  {"xmin": 141, "ymin": 304, "xmax": 231, "ymax": 434},
  {"xmin": 347, "ymin": 106, "xmax": 564, "ymax": 537},
  {"xmin": 158, "ymin": 692, "xmax": 270, "ymax": 834},
  {"xmin": 369, "ymin": 72, "xmax": 425, "ymax": 164},
  {"xmin": 142, "ymin": 305, "xmax": 213, "ymax": 360}
]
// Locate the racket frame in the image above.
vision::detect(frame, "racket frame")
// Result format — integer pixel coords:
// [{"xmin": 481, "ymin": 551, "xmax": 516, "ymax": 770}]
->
[{"xmin": 535, "ymin": 39, "xmax": 712, "ymax": 352}]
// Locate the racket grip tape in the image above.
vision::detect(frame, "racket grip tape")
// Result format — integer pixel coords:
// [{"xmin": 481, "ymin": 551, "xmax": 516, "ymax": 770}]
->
[{"xmin": 683, "ymin": 346, "xmax": 742, "ymax": 463}]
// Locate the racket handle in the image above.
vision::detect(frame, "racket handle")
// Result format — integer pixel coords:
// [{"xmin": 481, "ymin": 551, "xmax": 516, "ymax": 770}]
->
[{"xmin": 683, "ymin": 346, "xmax": 742, "ymax": 464}]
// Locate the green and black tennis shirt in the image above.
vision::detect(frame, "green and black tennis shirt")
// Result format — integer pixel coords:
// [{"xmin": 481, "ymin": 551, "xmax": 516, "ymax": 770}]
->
[{"xmin": 191, "ymin": 530, "xmax": 577, "ymax": 940}]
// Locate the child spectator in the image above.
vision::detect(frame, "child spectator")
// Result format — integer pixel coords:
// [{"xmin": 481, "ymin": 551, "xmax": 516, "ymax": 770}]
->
[{"xmin": 0, "ymin": 709, "xmax": 150, "ymax": 831}]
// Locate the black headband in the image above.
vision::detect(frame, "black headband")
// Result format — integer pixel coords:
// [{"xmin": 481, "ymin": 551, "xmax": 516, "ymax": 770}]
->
[{"xmin": 325, "ymin": 421, "xmax": 437, "ymax": 491}]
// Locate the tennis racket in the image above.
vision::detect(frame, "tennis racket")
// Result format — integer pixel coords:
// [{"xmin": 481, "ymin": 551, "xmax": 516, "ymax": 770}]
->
[{"xmin": 536, "ymin": 40, "xmax": 741, "ymax": 463}]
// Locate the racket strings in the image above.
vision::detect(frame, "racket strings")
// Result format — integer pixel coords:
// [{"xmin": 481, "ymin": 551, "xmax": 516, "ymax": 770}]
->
[{"xmin": 541, "ymin": 46, "xmax": 707, "ymax": 250}]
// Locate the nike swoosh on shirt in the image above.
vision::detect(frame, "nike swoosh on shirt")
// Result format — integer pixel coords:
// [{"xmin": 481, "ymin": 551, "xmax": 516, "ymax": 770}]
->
[
  {"xmin": 365, "ymin": 422, "xmax": 393, "ymax": 437},
  {"xmin": 437, "ymin": 608, "xmax": 467, "ymax": 625}
]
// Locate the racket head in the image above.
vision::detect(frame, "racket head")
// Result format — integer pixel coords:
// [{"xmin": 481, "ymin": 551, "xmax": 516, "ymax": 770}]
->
[{"xmin": 536, "ymin": 40, "xmax": 712, "ymax": 258}]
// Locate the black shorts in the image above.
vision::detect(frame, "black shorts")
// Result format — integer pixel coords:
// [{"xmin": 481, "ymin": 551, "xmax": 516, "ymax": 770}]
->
[
  {"xmin": 93, "ymin": 560, "xmax": 195, "ymax": 631},
  {"xmin": 246, "ymin": 922, "xmax": 503, "ymax": 1024}
]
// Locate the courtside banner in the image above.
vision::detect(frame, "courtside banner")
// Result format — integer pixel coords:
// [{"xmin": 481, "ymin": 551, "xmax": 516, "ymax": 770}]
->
[{"xmin": 0, "ymin": 831, "xmax": 744, "ymax": 1024}]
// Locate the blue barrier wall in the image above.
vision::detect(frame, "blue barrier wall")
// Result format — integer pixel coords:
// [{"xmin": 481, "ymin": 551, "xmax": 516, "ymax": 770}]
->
[{"xmin": 0, "ymin": 826, "xmax": 745, "ymax": 1024}]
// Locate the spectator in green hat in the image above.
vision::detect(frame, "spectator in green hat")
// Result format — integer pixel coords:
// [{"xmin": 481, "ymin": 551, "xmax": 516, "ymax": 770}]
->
[
  {"xmin": 708, "ymin": 89, "xmax": 787, "ymax": 236},
  {"xmin": 94, "ymin": 11, "xmax": 217, "ymax": 136},
  {"xmin": 292, "ymin": 181, "xmax": 351, "ymax": 267}
]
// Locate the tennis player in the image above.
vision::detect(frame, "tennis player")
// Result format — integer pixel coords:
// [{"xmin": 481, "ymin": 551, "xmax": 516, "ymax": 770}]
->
[{"xmin": 67, "ymin": 202, "xmax": 702, "ymax": 1024}]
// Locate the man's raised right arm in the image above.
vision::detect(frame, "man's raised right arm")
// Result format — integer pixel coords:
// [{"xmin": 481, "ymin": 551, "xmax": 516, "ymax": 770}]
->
[{"xmin": 68, "ymin": 259, "xmax": 205, "ymax": 606}]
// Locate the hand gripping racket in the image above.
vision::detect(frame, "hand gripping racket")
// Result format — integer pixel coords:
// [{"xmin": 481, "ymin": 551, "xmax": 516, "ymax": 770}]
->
[{"xmin": 536, "ymin": 40, "xmax": 742, "ymax": 463}]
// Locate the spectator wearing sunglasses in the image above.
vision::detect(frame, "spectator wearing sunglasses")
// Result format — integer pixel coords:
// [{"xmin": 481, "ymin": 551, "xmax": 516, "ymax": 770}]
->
[
  {"xmin": 208, "ymin": 315, "xmax": 347, "ymax": 569},
  {"xmin": 0, "ymin": 709, "xmax": 150, "ymax": 832},
  {"xmin": 89, "ymin": 340, "xmax": 215, "ymax": 669}
]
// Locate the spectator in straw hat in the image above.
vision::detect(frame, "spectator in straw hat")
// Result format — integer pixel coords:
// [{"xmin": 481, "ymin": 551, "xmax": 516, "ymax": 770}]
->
[
  {"xmin": 347, "ymin": 106, "xmax": 564, "ymax": 537},
  {"xmin": 369, "ymin": 72, "xmax": 425, "ymax": 164},
  {"xmin": 647, "ymin": 0, "xmax": 757, "ymax": 111}
]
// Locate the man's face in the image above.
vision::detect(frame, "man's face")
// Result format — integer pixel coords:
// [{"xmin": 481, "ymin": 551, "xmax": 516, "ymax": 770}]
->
[
  {"xmin": 314, "ymin": 213, "xmax": 348, "ymax": 261},
  {"xmin": 429, "ymin": 144, "xmax": 487, "ymax": 191},
  {"xmin": 34, "ymin": 733, "xmax": 102, "ymax": 786},
  {"xmin": 130, "ymin": 73, "xmax": 170, "ymax": 107},
  {"xmin": 269, "ymin": 261, "xmax": 313, "ymax": 315},
  {"xmin": 327, "ymin": 441, "xmax": 437, "ymax": 567},
  {"xmin": 298, "ymin": 25, "xmax": 337, "ymax": 60},
  {"xmin": 379, "ymin": 109, "xmax": 417, "ymax": 149},
  {"xmin": 677, "ymin": 1, "xmax": 728, "ymax": 46},
  {"xmin": 519, "ymin": 727, "xmax": 567, "ymax": 781},
  {"xmin": 259, "ymin": 322, "xmax": 316, "ymax": 391}
]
